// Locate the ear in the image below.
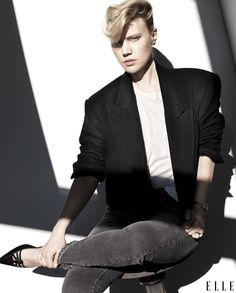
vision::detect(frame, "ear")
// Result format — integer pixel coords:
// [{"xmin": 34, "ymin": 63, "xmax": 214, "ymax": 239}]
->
[{"xmin": 151, "ymin": 27, "xmax": 157, "ymax": 45}]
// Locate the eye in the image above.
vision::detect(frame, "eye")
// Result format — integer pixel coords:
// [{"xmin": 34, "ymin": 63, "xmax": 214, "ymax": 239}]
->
[
  {"xmin": 130, "ymin": 36, "xmax": 141, "ymax": 42},
  {"xmin": 111, "ymin": 41, "xmax": 123, "ymax": 48}
]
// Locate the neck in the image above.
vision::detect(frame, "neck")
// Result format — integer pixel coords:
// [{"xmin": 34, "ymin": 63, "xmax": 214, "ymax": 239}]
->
[{"xmin": 131, "ymin": 59, "xmax": 160, "ymax": 92}]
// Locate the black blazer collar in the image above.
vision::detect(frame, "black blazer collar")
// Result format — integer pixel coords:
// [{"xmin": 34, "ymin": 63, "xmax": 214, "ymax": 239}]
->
[{"xmin": 115, "ymin": 60, "xmax": 186, "ymax": 120}]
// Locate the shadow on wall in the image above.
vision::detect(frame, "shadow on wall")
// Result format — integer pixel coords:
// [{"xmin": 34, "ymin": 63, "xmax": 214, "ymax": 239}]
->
[{"xmin": 0, "ymin": 0, "xmax": 60, "ymax": 230}]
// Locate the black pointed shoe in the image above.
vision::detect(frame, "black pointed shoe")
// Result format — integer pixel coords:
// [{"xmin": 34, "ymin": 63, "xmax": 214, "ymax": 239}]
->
[{"xmin": 0, "ymin": 244, "xmax": 36, "ymax": 267}]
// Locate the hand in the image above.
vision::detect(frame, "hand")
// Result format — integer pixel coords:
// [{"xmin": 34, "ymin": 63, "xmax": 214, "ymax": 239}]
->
[
  {"xmin": 183, "ymin": 203, "xmax": 207, "ymax": 239},
  {"xmin": 39, "ymin": 232, "xmax": 66, "ymax": 268}
]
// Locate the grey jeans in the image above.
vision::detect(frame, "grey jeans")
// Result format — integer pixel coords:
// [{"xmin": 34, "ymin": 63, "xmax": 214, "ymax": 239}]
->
[{"xmin": 59, "ymin": 191, "xmax": 198, "ymax": 293}]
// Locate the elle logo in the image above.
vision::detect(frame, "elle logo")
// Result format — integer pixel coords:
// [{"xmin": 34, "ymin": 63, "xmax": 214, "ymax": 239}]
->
[{"xmin": 206, "ymin": 281, "xmax": 235, "ymax": 291}]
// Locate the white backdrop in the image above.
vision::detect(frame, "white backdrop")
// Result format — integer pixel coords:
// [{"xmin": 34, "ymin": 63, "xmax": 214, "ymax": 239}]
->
[{"xmin": 7, "ymin": 0, "xmax": 236, "ymax": 292}]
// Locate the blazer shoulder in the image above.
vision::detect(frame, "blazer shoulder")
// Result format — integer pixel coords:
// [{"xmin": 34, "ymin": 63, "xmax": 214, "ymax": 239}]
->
[
  {"xmin": 173, "ymin": 67, "xmax": 221, "ymax": 86},
  {"xmin": 172, "ymin": 68, "xmax": 221, "ymax": 104},
  {"xmin": 85, "ymin": 74, "xmax": 123, "ymax": 110}
]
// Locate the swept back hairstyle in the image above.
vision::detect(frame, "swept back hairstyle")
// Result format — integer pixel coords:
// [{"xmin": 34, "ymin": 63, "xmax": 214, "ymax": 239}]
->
[{"xmin": 104, "ymin": 0, "xmax": 154, "ymax": 44}]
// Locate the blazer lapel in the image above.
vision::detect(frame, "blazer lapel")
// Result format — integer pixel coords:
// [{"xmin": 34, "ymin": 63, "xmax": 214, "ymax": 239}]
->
[
  {"xmin": 156, "ymin": 62, "xmax": 186, "ymax": 120},
  {"xmin": 110, "ymin": 73, "xmax": 148, "ymax": 175},
  {"xmin": 156, "ymin": 62, "xmax": 191, "ymax": 177},
  {"xmin": 110, "ymin": 62, "xmax": 190, "ymax": 181}
]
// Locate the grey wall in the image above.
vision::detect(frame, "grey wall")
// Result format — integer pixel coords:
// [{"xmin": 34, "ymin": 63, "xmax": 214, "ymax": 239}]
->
[
  {"xmin": 0, "ymin": 0, "xmax": 61, "ymax": 230},
  {"xmin": 221, "ymin": 0, "xmax": 236, "ymax": 66}
]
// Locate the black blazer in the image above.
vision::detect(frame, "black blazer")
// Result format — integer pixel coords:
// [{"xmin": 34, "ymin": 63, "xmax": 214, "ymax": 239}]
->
[{"xmin": 71, "ymin": 61, "xmax": 224, "ymax": 211}]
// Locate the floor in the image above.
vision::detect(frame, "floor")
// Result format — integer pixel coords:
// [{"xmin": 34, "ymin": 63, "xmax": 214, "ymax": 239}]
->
[{"xmin": 0, "ymin": 223, "xmax": 109, "ymax": 293}]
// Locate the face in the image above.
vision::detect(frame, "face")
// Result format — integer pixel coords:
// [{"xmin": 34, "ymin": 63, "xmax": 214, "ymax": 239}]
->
[{"xmin": 111, "ymin": 17, "xmax": 157, "ymax": 78}]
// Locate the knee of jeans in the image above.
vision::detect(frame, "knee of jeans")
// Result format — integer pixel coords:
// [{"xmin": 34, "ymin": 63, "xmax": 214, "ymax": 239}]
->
[{"xmin": 144, "ymin": 232, "xmax": 198, "ymax": 264}]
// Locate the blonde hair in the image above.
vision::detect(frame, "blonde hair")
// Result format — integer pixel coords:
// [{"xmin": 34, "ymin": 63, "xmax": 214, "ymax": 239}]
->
[{"xmin": 104, "ymin": 0, "xmax": 154, "ymax": 44}]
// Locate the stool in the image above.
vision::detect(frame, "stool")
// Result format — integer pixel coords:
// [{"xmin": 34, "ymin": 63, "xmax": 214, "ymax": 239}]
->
[{"xmin": 122, "ymin": 270, "xmax": 168, "ymax": 293}]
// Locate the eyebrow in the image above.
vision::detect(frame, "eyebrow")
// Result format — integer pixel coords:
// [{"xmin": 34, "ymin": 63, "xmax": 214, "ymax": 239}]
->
[
  {"xmin": 125, "ymin": 33, "xmax": 141, "ymax": 40},
  {"xmin": 111, "ymin": 33, "xmax": 142, "ymax": 47}
]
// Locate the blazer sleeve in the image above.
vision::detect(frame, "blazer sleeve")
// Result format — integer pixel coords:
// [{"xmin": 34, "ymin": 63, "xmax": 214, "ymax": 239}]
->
[
  {"xmin": 198, "ymin": 73, "xmax": 225, "ymax": 163},
  {"xmin": 71, "ymin": 99, "xmax": 106, "ymax": 181}
]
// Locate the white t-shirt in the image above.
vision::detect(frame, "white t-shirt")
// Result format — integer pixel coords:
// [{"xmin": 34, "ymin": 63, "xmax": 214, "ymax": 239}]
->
[{"xmin": 133, "ymin": 84, "xmax": 178, "ymax": 201}]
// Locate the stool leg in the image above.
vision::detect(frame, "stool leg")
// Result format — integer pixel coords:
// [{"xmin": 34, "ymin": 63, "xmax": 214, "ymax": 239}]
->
[{"xmin": 145, "ymin": 281, "xmax": 166, "ymax": 293}]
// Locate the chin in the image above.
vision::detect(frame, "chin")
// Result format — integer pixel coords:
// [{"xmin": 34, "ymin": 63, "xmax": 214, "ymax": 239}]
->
[
  {"xmin": 125, "ymin": 69, "xmax": 137, "ymax": 75},
  {"xmin": 126, "ymin": 68, "xmax": 146, "ymax": 75},
  {"xmin": 124, "ymin": 66, "xmax": 141, "ymax": 75}
]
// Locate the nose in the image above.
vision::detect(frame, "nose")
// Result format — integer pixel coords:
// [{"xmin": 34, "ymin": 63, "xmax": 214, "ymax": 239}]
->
[{"xmin": 122, "ymin": 40, "xmax": 132, "ymax": 57}]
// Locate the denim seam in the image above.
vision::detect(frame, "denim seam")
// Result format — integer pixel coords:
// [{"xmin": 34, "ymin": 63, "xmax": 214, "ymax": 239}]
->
[{"xmin": 89, "ymin": 268, "xmax": 108, "ymax": 293}]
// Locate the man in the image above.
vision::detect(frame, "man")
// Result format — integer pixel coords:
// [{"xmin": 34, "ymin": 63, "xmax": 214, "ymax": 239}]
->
[{"xmin": 0, "ymin": 1, "xmax": 224, "ymax": 292}]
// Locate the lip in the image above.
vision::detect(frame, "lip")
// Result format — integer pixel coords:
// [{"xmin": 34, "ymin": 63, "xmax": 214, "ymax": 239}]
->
[{"xmin": 123, "ymin": 59, "xmax": 137, "ymax": 66}]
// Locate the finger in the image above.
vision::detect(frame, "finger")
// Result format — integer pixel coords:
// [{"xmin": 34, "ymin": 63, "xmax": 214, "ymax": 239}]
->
[
  {"xmin": 185, "ymin": 227, "xmax": 203, "ymax": 235},
  {"xmin": 192, "ymin": 232, "xmax": 204, "ymax": 239},
  {"xmin": 185, "ymin": 227, "xmax": 195, "ymax": 234},
  {"xmin": 195, "ymin": 229, "xmax": 204, "ymax": 238},
  {"xmin": 192, "ymin": 232, "xmax": 200, "ymax": 239},
  {"xmin": 188, "ymin": 228, "xmax": 204, "ymax": 238},
  {"xmin": 184, "ymin": 224, "xmax": 193, "ymax": 231},
  {"xmin": 185, "ymin": 224, "xmax": 204, "ymax": 233},
  {"xmin": 41, "ymin": 251, "xmax": 54, "ymax": 268},
  {"xmin": 45, "ymin": 253, "xmax": 56, "ymax": 268},
  {"xmin": 53, "ymin": 251, "xmax": 60, "ymax": 268},
  {"xmin": 190, "ymin": 227, "xmax": 204, "ymax": 234}
]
